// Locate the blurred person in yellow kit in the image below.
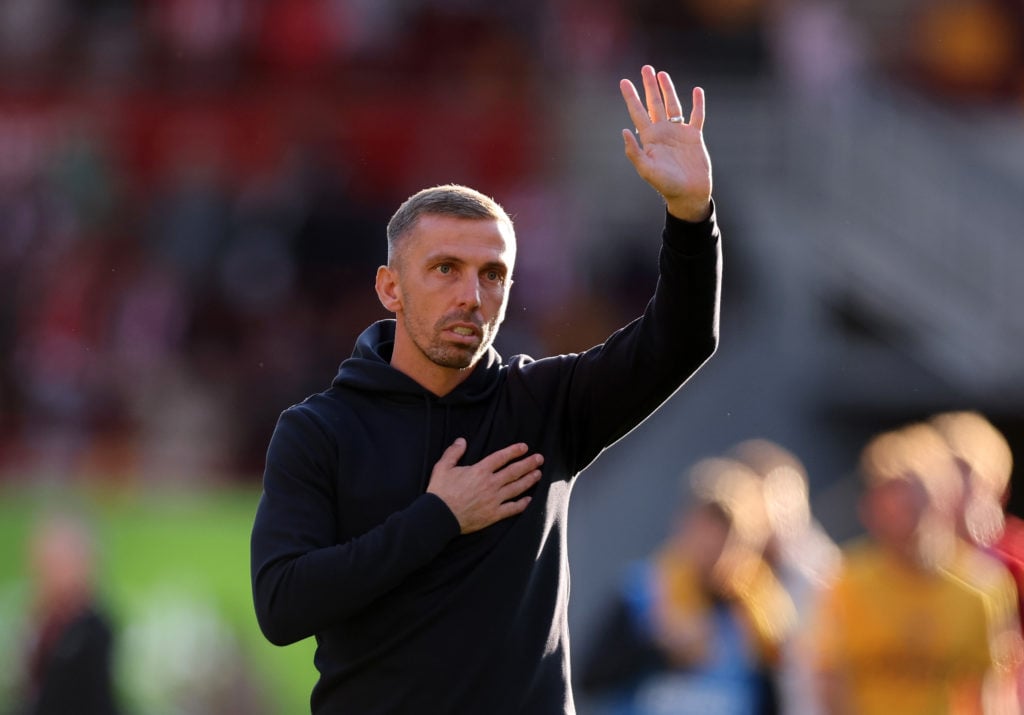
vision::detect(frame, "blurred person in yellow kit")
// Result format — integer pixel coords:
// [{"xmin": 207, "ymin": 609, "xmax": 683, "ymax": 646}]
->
[
  {"xmin": 931, "ymin": 410, "xmax": 1024, "ymax": 711},
  {"xmin": 812, "ymin": 423, "xmax": 995, "ymax": 715},
  {"xmin": 730, "ymin": 439, "xmax": 840, "ymax": 715},
  {"xmin": 12, "ymin": 512, "xmax": 121, "ymax": 715},
  {"xmin": 931, "ymin": 411, "xmax": 1020, "ymax": 612},
  {"xmin": 580, "ymin": 457, "xmax": 795, "ymax": 714}
]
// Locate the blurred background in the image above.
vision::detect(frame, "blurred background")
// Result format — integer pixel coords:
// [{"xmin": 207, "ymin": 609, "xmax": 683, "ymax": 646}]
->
[{"xmin": 1, "ymin": 0, "xmax": 1023, "ymax": 712}]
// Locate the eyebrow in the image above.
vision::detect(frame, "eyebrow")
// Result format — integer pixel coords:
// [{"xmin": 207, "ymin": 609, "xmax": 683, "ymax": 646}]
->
[{"xmin": 426, "ymin": 253, "xmax": 509, "ymax": 274}]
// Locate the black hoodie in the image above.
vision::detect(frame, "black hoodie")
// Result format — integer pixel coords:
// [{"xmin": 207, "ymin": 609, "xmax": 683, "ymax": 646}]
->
[{"xmin": 251, "ymin": 208, "xmax": 721, "ymax": 714}]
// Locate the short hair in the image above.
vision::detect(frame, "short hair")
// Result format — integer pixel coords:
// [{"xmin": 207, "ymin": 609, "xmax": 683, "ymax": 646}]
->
[
  {"xmin": 930, "ymin": 410, "xmax": 1013, "ymax": 498},
  {"xmin": 860, "ymin": 423, "xmax": 961, "ymax": 510},
  {"xmin": 687, "ymin": 456, "xmax": 770, "ymax": 552},
  {"xmin": 385, "ymin": 184, "xmax": 514, "ymax": 265},
  {"xmin": 730, "ymin": 438, "xmax": 811, "ymax": 535}
]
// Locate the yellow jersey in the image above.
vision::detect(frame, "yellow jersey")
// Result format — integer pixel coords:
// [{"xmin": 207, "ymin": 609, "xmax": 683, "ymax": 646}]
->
[{"xmin": 813, "ymin": 538, "xmax": 993, "ymax": 715}]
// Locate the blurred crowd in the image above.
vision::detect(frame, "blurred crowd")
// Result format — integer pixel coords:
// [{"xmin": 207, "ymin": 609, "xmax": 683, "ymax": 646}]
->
[
  {"xmin": 4, "ymin": 508, "xmax": 268, "ymax": 715},
  {"xmin": 2, "ymin": 5, "xmax": 1023, "ymax": 714},
  {"xmin": 1, "ymin": 0, "xmax": 1023, "ymax": 483},
  {"xmin": 6, "ymin": 410, "xmax": 1022, "ymax": 713},
  {"xmin": 581, "ymin": 410, "xmax": 1024, "ymax": 715}
]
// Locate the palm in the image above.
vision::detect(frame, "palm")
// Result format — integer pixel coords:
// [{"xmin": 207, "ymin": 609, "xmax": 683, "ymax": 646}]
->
[
  {"xmin": 633, "ymin": 123, "xmax": 711, "ymax": 205},
  {"xmin": 620, "ymin": 66, "xmax": 713, "ymax": 222}
]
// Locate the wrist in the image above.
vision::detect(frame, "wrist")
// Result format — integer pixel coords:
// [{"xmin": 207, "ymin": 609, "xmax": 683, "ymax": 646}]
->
[{"xmin": 665, "ymin": 198, "xmax": 712, "ymax": 223}]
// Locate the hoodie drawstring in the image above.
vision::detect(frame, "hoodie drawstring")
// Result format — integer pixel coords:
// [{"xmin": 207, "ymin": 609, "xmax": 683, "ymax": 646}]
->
[
  {"xmin": 420, "ymin": 395, "xmax": 433, "ymax": 491},
  {"xmin": 419, "ymin": 398, "xmax": 455, "ymax": 492}
]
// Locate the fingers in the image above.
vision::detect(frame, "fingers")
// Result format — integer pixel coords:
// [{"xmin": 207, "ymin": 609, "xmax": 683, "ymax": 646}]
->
[
  {"xmin": 690, "ymin": 86, "xmax": 706, "ymax": 131},
  {"xmin": 438, "ymin": 437, "xmax": 468, "ymax": 468},
  {"xmin": 659, "ymin": 71, "xmax": 683, "ymax": 121},
  {"xmin": 494, "ymin": 495, "xmax": 533, "ymax": 521},
  {"xmin": 495, "ymin": 452, "xmax": 544, "ymax": 486},
  {"xmin": 478, "ymin": 441, "xmax": 530, "ymax": 472},
  {"xmin": 622, "ymin": 128, "xmax": 642, "ymax": 163},
  {"xmin": 430, "ymin": 440, "xmax": 545, "ymax": 534},
  {"xmin": 498, "ymin": 467, "xmax": 542, "ymax": 503},
  {"xmin": 620, "ymin": 66, "xmax": 703, "ymax": 131},
  {"xmin": 640, "ymin": 65, "xmax": 666, "ymax": 123},
  {"xmin": 477, "ymin": 442, "xmax": 543, "ymax": 500},
  {"xmin": 619, "ymin": 78, "xmax": 649, "ymax": 132}
]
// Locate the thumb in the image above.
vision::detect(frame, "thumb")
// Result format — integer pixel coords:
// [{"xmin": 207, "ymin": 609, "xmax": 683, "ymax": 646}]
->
[
  {"xmin": 622, "ymin": 129, "xmax": 644, "ymax": 168},
  {"xmin": 438, "ymin": 437, "xmax": 468, "ymax": 467}
]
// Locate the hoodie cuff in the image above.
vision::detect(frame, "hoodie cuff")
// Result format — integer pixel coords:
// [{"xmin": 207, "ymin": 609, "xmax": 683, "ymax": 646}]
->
[
  {"xmin": 663, "ymin": 198, "xmax": 719, "ymax": 257},
  {"xmin": 417, "ymin": 493, "xmax": 462, "ymax": 542}
]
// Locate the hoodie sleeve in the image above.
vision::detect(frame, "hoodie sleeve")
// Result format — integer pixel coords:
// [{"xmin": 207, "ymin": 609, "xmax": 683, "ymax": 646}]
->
[
  {"xmin": 561, "ymin": 204, "xmax": 721, "ymax": 471},
  {"xmin": 250, "ymin": 403, "xmax": 461, "ymax": 646}
]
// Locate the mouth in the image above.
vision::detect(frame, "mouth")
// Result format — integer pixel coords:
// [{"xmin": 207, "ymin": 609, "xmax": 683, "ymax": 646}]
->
[{"xmin": 443, "ymin": 323, "xmax": 481, "ymax": 344}]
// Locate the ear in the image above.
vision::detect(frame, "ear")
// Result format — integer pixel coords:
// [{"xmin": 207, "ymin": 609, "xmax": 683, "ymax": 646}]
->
[{"xmin": 375, "ymin": 265, "xmax": 402, "ymax": 313}]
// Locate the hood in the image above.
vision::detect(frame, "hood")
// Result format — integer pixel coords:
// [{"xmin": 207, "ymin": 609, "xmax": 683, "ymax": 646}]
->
[{"xmin": 331, "ymin": 320, "xmax": 504, "ymax": 404}]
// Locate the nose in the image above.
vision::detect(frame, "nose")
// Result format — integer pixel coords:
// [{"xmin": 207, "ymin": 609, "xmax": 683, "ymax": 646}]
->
[{"xmin": 456, "ymin": 275, "xmax": 481, "ymax": 309}]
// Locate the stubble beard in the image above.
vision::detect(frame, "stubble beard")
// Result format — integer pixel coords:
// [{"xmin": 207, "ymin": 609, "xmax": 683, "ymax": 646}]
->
[{"xmin": 405, "ymin": 310, "xmax": 497, "ymax": 370}]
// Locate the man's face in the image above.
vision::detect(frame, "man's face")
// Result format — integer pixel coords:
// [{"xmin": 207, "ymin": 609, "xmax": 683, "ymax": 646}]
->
[
  {"xmin": 862, "ymin": 474, "xmax": 932, "ymax": 547},
  {"xmin": 386, "ymin": 214, "xmax": 515, "ymax": 374},
  {"xmin": 677, "ymin": 505, "xmax": 732, "ymax": 585}
]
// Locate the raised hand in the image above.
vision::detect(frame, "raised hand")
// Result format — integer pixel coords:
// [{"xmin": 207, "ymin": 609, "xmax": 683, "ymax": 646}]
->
[
  {"xmin": 620, "ymin": 65, "xmax": 713, "ymax": 223},
  {"xmin": 427, "ymin": 438, "xmax": 544, "ymax": 534}
]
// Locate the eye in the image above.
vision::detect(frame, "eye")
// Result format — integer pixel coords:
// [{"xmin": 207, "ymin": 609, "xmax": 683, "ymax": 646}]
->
[
  {"xmin": 485, "ymin": 270, "xmax": 502, "ymax": 283},
  {"xmin": 436, "ymin": 264, "xmax": 452, "ymax": 275}
]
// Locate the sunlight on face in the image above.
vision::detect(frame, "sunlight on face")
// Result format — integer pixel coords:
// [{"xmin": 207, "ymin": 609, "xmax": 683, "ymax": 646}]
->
[{"xmin": 395, "ymin": 214, "xmax": 515, "ymax": 372}]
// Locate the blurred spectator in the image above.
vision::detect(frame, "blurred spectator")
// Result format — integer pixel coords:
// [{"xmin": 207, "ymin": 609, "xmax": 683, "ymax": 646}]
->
[
  {"xmin": 0, "ymin": 0, "xmax": 71, "ymax": 82},
  {"xmin": 811, "ymin": 423, "xmax": 996, "ymax": 715},
  {"xmin": 541, "ymin": 0, "xmax": 635, "ymax": 76},
  {"xmin": 930, "ymin": 411, "xmax": 1019, "ymax": 579},
  {"xmin": 253, "ymin": 0, "xmax": 337, "ymax": 77},
  {"xmin": 580, "ymin": 456, "xmax": 795, "ymax": 714},
  {"xmin": 634, "ymin": 0, "xmax": 771, "ymax": 77},
  {"xmin": 899, "ymin": 0, "xmax": 1024, "ymax": 104},
  {"xmin": 0, "ymin": 0, "xmax": 568, "ymax": 484},
  {"xmin": 731, "ymin": 438, "xmax": 840, "ymax": 715},
  {"xmin": 1, "ymin": 0, "xmax": 1021, "ymax": 493},
  {"xmin": 147, "ymin": 0, "xmax": 248, "ymax": 83},
  {"xmin": 931, "ymin": 410, "xmax": 1024, "ymax": 708},
  {"xmin": 11, "ymin": 511, "xmax": 121, "ymax": 715},
  {"xmin": 765, "ymin": 0, "xmax": 866, "ymax": 109}
]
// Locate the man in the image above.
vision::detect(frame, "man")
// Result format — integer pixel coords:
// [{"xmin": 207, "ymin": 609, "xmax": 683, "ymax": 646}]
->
[
  {"xmin": 812, "ymin": 424, "xmax": 995, "ymax": 715},
  {"xmin": 250, "ymin": 65, "xmax": 721, "ymax": 714},
  {"xmin": 730, "ymin": 439, "xmax": 840, "ymax": 715},
  {"xmin": 581, "ymin": 457, "xmax": 793, "ymax": 715},
  {"xmin": 929, "ymin": 410, "xmax": 1018, "ymax": 587},
  {"xmin": 16, "ymin": 513, "xmax": 121, "ymax": 715},
  {"xmin": 930, "ymin": 410, "xmax": 1024, "ymax": 709}
]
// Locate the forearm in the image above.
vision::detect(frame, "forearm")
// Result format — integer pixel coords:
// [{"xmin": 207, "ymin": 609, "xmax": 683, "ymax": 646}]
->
[
  {"xmin": 562, "ymin": 206, "xmax": 721, "ymax": 467},
  {"xmin": 251, "ymin": 492, "xmax": 458, "ymax": 645},
  {"xmin": 654, "ymin": 202, "xmax": 722, "ymax": 362},
  {"xmin": 617, "ymin": 205, "xmax": 722, "ymax": 376},
  {"xmin": 251, "ymin": 406, "xmax": 461, "ymax": 645}
]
